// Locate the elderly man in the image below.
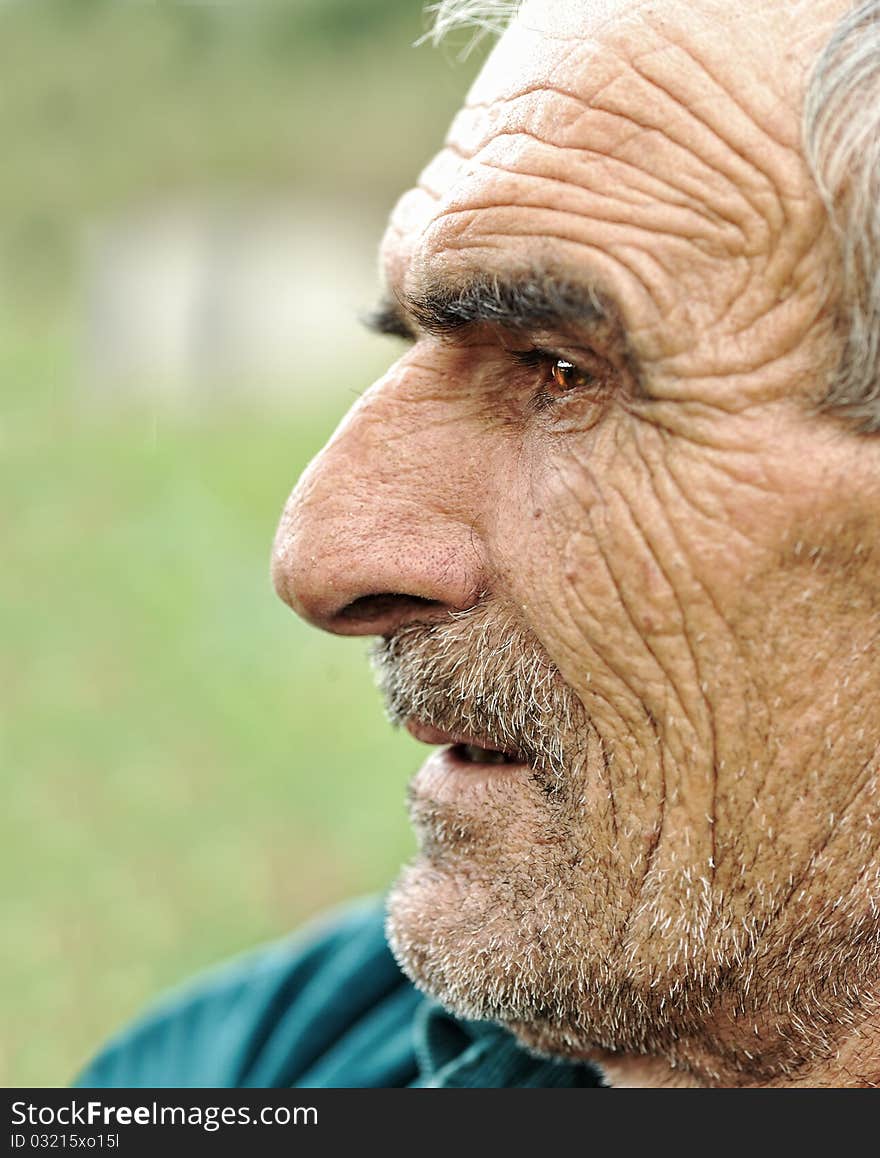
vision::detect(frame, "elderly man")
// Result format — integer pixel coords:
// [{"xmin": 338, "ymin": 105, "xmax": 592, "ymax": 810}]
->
[{"xmin": 77, "ymin": 0, "xmax": 879, "ymax": 1088}]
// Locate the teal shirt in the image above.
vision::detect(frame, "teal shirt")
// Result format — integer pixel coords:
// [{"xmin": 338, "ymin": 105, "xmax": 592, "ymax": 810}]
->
[{"xmin": 74, "ymin": 897, "xmax": 602, "ymax": 1089}]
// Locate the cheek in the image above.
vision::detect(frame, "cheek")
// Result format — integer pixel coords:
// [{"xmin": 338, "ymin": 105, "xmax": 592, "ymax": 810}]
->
[{"xmin": 496, "ymin": 427, "xmax": 687, "ymax": 692}]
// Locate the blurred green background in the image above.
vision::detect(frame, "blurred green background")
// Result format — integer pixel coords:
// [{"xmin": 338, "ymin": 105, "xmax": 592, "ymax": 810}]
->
[{"xmin": 1, "ymin": 0, "xmax": 484, "ymax": 1086}]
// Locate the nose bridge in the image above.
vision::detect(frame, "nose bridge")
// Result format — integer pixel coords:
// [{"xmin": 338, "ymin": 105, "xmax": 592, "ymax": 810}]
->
[{"xmin": 272, "ymin": 359, "xmax": 488, "ymax": 633}]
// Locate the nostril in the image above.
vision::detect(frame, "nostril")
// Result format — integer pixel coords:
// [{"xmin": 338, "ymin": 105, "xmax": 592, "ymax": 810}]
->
[{"xmin": 337, "ymin": 593, "xmax": 444, "ymax": 628}]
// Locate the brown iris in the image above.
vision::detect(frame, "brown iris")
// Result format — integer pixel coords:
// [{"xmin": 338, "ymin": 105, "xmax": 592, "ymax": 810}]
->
[{"xmin": 550, "ymin": 358, "xmax": 594, "ymax": 394}]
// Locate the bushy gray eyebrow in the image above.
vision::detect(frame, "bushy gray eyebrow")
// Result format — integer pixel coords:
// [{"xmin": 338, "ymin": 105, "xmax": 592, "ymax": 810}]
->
[
  {"xmin": 364, "ymin": 270, "xmax": 610, "ymax": 341},
  {"xmin": 407, "ymin": 272, "xmax": 609, "ymax": 336}
]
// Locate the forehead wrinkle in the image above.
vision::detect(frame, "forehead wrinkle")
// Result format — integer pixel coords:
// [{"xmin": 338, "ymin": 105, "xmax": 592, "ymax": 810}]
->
[
  {"xmin": 457, "ymin": 50, "xmax": 792, "ymax": 235},
  {"xmin": 444, "ymin": 131, "xmax": 730, "ymax": 240},
  {"xmin": 460, "ymin": 4, "xmax": 821, "ymax": 221}
]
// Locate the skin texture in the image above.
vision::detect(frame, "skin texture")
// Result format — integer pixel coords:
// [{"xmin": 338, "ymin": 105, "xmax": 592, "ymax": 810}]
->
[{"xmin": 272, "ymin": 0, "xmax": 880, "ymax": 1086}]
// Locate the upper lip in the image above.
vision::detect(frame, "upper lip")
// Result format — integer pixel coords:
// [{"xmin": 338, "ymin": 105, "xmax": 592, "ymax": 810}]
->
[{"xmin": 404, "ymin": 719, "xmax": 514, "ymax": 756}]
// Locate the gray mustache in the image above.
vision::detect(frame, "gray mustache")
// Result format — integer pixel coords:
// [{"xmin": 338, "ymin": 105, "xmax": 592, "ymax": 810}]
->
[{"xmin": 369, "ymin": 606, "xmax": 589, "ymax": 784}]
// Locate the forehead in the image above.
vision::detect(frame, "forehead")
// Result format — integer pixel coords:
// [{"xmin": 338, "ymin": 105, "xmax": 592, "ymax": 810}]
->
[{"xmin": 381, "ymin": 0, "xmax": 842, "ymax": 363}]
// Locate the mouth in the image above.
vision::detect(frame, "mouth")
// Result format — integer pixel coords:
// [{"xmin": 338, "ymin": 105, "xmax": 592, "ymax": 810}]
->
[
  {"xmin": 405, "ymin": 721, "xmax": 525, "ymax": 767},
  {"xmin": 403, "ymin": 718, "xmax": 539, "ymax": 817},
  {"xmin": 453, "ymin": 744, "xmax": 516, "ymax": 765}
]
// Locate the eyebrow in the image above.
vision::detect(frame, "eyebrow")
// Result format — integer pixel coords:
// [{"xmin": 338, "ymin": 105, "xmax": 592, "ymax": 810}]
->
[{"xmin": 363, "ymin": 270, "xmax": 612, "ymax": 344}]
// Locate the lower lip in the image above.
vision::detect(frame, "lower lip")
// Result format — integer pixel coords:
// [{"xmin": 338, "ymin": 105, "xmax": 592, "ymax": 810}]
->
[{"xmin": 411, "ymin": 745, "xmax": 531, "ymax": 803}]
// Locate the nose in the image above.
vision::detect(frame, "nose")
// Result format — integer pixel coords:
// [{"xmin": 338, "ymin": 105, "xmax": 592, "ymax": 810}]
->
[{"xmin": 271, "ymin": 365, "xmax": 489, "ymax": 637}]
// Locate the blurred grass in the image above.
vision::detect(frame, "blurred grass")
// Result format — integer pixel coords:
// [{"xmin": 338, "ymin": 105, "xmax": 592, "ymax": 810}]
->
[
  {"xmin": 1, "ymin": 325, "xmax": 432, "ymax": 1086},
  {"xmin": 0, "ymin": 0, "xmax": 486, "ymax": 1087},
  {"xmin": 0, "ymin": 0, "xmax": 481, "ymax": 318}
]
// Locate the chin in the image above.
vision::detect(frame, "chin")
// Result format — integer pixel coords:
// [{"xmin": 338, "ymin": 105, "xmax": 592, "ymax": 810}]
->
[
  {"xmin": 384, "ymin": 858, "xmax": 703, "ymax": 1065},
  {"xmin": 383, "ymin": 854, "xmax": 633, "ymax": 1052},
  {"xmin": 385, "ymin": 842, "xmax": 880, "ymax": 1084}
]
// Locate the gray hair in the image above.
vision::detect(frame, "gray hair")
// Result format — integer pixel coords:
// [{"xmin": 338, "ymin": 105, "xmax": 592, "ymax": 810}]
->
[
  {"xmin": 426, "ymin": 0, "xmax": 880, "ymax": 432},
  {"xmin": 806, "ymin": 2, "xmax": 880, "ymax": 432},
  {"xmin": 425, "ymin": 1, "xmax": 522, "ymax": 46}
]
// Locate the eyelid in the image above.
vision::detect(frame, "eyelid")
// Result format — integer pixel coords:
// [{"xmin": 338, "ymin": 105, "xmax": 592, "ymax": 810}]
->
[{"xmin": 508, "ymin": 346, "xmax": 588, "ymax": 372}]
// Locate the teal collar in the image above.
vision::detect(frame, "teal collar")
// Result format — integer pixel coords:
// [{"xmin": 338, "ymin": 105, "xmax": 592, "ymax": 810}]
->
[{"xmin": 412, "ymin": 1000, "xmax": 603, "ymax": 1088}]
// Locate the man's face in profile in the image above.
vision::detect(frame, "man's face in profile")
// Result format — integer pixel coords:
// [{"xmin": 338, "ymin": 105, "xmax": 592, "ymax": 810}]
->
[{"xmin": 272, "ymin": 0, "xmax": 880, "ymax": 1085}]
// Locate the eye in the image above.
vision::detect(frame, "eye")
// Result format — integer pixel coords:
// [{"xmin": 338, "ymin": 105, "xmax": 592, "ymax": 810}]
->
[
  {"xmin": 549, "ymin": 357, "xmax": 595, "ymax": 396},
  {"xmin": 509, "ymin": 347, "xmax": 606, "ymax": 411}
]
